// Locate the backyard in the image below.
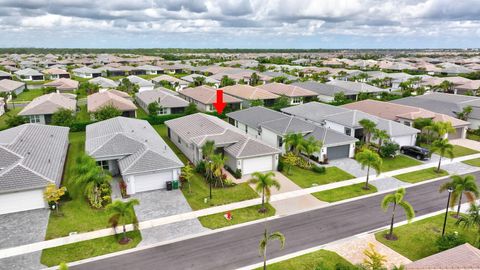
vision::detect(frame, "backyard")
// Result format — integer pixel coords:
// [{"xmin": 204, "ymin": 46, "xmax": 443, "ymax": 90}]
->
[
  {"xmin": 313, "ymin": 183, "xmax": 377, "ymax": 202},
  {"xmin": 13, "ymin": 88, "xmax": 44, "ymax": 101},
  {"xmin": 0, "ymin": 107, "xmax": 22, "ymax": 130},
  {"xmin": 285, "ymin": 165, "xmax": 355, "ymax": 189},
  {"xmin": 394, "ymin": 168, "xmax": 448, "ymax": 183}
]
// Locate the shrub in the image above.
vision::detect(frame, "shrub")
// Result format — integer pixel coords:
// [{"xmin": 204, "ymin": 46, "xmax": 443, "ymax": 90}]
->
[
  {"xmin": 379, "ymin": 142, "xmax": 399, "ymax": 158},
  {"xmin": 142, "ymin": 114, "xmax": 183, "ymax": 125},
  {"xmin": 297, "ymin": 158, "xmax": 312, "ymax": 169},
  {"xmin": 195, "ymin": 160, "xmax": 206, "ymax": 174},
  {"xmin": 312, "ymin": 165, "xmax": 326, "ymax": 174},
  {"xmin": 277, "ymin": 159, "xmax": 284, "ymax": 171},
  {"xmin": 436, "ymin": 232, "xmax": 467, "ymax": 252},
  {"xmin": 6, "ymin": 114, "xmax": 26, "ymax": 128},
  {"xmin": 70, "ymin": 121, "xmax": 95, "ymax": 132}
]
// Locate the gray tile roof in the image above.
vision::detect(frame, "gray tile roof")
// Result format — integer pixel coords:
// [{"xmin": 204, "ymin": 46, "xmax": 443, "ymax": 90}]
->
[
  {"xmin": 406, "ymin": 243, "xmax": 480, "ymax": 269},
  {"xmin": 86, "ymin": 117, "xmax": 183, "ymax": 175},
  {"xmin": 306, "ymin": 126, "xmax": 357, "ymax": 147},
  {"xmin": 0, "ymin": 79, "xmax": 25, "ymax": 93},
  {"xmin": 226, "ymin": 106, "xmax": 287, "ymax": 128},
  {"xmin": 327, "ymin": 80, "xmax": 385, "ymax": 93},
  {"xmin": 135, "ymin": 89, "xmax": 189, "ymax": 108},
  {"xmin": 291, "ymin": 81, "xmax": 357, "ymax": 97},
  {"xmin": 89, "ymin": 77, "xmax": 119, "ymax": 88},
  {"xmin": 19, "ymin": 93, "xmax": 77, "ymax": 116},
  {"xmin": 0, "ymin": 124, "xmax": 69, "ymax": 193},
  {"xmin": 126, "ymin": 75, "xmax": 154, "ymax": 87},
  {"xmin": 14, "ymin": 68, "xmax": 43, "ymax": 76}
]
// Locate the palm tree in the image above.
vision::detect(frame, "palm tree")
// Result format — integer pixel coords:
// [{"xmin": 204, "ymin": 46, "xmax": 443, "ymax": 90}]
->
[
  {"xmin": 356, "ymin": 149, "xmax": 382, "ymax": 190},
  {"xmin": 432, "ymin": 121, "xmax": 455, "ymax": 138},
  {"xmin": 359, "ymin": 119, "xmax": 377, "ymax": 146},
  {"xmin": 284, "ymin": 133, "xmax": 305, "ymax": 155},
  {"xmin": 259, "ymin": 230, "xmax": 285, "ymax": 270},
  {"xmin": 181, "ymin": 164, "xmax": 194, "ymax": 194},
  {"xmin": 456, "ymin": 106, "xmax": 473, "ymax": 121},
  {"xmin": 456, "ymin": 203, "xmax": 480, "ymax": 248},
  {"xmin": 302, "ymin": 136, "xmax": 322, "ymax": 164},
  {"xmin": 211, "ymin": 154, "xmax": 227, "ymax": 187},
  {"xmin": 201, "ymin": 140, "xmax": 215, "ymax": 160},
  {"xmin": 107, "ymin": 199, "xmax": 140, "ymax": 244},
  {"xmin": 440, "ymin": 175, "xmax": 479, "ymax": 218},
  {"xmin": 193, "ymin": 76, "xmax": 206, "ymax": 86},
  {"xmin": 248, "ymin": 172, "xmax": 281, "ymax": 213},
  {"xmin": 381, "ymin": 188, "xmax": 415, "ymax": 240},
  {"xmin": 373, "ymin": 128, "xmax": 390, "ymax": 153},
  {"xmin": 431, "ymin": 139, "xmax": 454, "ymax": 172},
  {"xmin": 439, "ymin": 80, "xmax": 454, "ymax": 93}
]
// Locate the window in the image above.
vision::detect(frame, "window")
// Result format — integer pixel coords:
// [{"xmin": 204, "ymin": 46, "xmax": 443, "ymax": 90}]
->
[
  {"xmin": 97, "ymin": 160, "xmax": 109, "ymax": 171},
  {"xmin": 177, "ymin": 136, "xmax": 181, "ymax": 144},
  {"xmin": 291, "ymin": 97, "xmax": 302, "ymax": 104},
  {"xmin": 404, "ymin": 121, "xmax": 411, "ymax": 126},
  {"xmin": 278, "ymin": 136, "xmax": 283, "ymax": 148},
  {"xmin": 158, "ymin": 108, "xmax": 167, "ymax": 115},
  {"xmin": 29, "ymin": 115, "xmax": 41, "ymax": 123},
  {"xmin": 345, "ymin": 127, "xmax": 352, "ymax": 136}
]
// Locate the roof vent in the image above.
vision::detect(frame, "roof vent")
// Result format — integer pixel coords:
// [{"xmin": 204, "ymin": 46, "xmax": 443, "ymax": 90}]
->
[
  {"xmin": 131, "ymin": 129, "xmax": 134, "ymax": 132},
  {"xmin": 50, "ymin": 134, "xmax": 54, "ymax": 137},
  {"xmin": 27, "ymin": 151, "xmax": 31, "ymax": 155},
  {"xmin": 145, "ymin": 139, "xmax": 148, "ymax": 142},
  {"xmin": 48, "ymin": 159, "xmax": 51, "ymax": 163}
]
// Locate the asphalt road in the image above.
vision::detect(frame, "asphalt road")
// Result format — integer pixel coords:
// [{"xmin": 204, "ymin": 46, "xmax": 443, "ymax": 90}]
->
[{"xmin": 73, "ymin": 171, "xmax": 480, "ymax": 270}]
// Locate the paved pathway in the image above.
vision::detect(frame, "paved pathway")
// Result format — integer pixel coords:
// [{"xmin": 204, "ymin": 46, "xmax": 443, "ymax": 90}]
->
[
  {"xmin": 370, "ymin": 177, "xmax": 409, "ymax": 192},
  {"xmin": 325, "ymin": 234, "xmax": 411, "ymax": 269},
  {"xmin": 327, "ymin": 158, "xmax": 367, "ymax": 177},
  {"xmin": 442, "ymin": 161, "xmax": 479, "ymax": 175}
]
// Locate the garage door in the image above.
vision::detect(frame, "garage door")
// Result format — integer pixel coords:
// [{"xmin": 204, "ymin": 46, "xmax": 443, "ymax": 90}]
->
[
  {"xmin": 0, "ymin": 189, "xmax": 46, "ymax": 215},
  {"xmin": 448, "ymin": 128, "xmax": 464, "ymax": 140},
  {"xmin": 242, "ymin": 155, "xmax": 274, "ymax": 175},
  {"xmin": 327, "ymin": 145, "xmax": 350, "ymax": 160},
  {"xmin": 134, "ymin": 170, "xmax": 173, "ymax": 193}
]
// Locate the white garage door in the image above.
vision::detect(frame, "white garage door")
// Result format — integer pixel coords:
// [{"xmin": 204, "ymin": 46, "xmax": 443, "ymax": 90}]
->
[
  {"xmin": 134, "ymin": 170, "xmax": 173, "ymax": 193},
  {"xmin": 392, "ymin": 135, "xmax": 415, "ymax": 146},
  {"xmin": 0, "ymin": 189, "xmax": 46, "ymax": 215},
  {"xmin": 242, "ymin": 155, "xmax": 273, "ymax": 175}
]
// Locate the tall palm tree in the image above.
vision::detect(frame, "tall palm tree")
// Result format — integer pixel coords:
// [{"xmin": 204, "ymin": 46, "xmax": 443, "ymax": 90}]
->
[
  {"xmin": 359, "ymin": 119, "xmax": 377, "ymax": 146},
  {"xmin": 356, "ymin": 149, "xmax": 382, "ymax": 190},
  {"xmin": 211, "ymin": 154, "xmax": 227, "ymax": 187},
  {"xmin": 432, "ymin": 121, "xmax": 455, "ymax": 138},
  {"xmin": 181, "ymin": 164, "xmax": 194, "ymax": 194},
  {"xmin": 259, "ymin": 229, "xmax": 285, "ymax": 270},
  {"xmin": 439, "ymin": 80, "xmax": 454, "ymax": 93},
  {"xmin": 248, "ymin": 172, "xmax": 281, "ymax": 213},
  {"xmin": 431, "ymin": 139, "xmax": 454, "ymax": 172},
  {"xmin": 302, "ymin": 136, "xmax": 322, "ymax": 163},
  {"xmin": 373, "ymin": 128, "xmax": 390, "ymax": 153},
  {"xmin": 284, "ymin": 133, "xmax": 305, "ymax": 155},
  {"xmin": 107, "ymin": 199, "xmax": 139, "ymax": 244},
  {"xmin": 381, "ymin": 188, "xmax": 415, "ymax": 240},
  {"xmin": 456, "ymin": 203, "xmax": 480, "ymax": 248},
  {"xmin": 440, "ymin": 175, "xmax": 479, "ymax": 218},
  {"xmin": 201, "ymin": 140, "xmax": 215, "ymax": 160}
]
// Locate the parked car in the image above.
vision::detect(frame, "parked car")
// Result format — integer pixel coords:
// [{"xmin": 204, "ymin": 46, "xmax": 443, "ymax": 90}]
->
[{"xmin": 400, "ymin": 145, "xmax": 430, "ymax": 160}]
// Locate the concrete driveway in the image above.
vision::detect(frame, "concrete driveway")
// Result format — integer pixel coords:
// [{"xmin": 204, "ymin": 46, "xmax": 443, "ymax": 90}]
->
[
  {"xmin": 451, "ymin": 138, "xmax": 480, "ymax": 151},
  {"xmin": 0, "ymin": 209, "xmax": 50, "ymax": 270},
  {"xmin": 327, "ymin": 158, "xmax": 368, "ymax": 177},
  {"xmin": 131, "ymin": 189, "xmax": 208, "ymax": 247}
]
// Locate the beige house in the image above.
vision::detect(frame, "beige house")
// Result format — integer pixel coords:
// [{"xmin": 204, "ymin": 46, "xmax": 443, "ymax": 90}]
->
[
  {"xmin": 257, "ymin": 82, "xmax": 317, "ymax": 105},
  {"xmin": 222, "ymin": 84, "xmax": 279, "ymax": 107},
  {"xmin": 44, "ymin": 78, "xmax": 79, "ymax": 92},
  {"xmin": 18, "ymin": 93, "xmax": 77, "ymax": 124},
  {"xmin": 178, "ymin": 86, "xmax": 242, "ymax": 112},
  {"xmin": 88, "ymin": 90, "xmax": 137, "ymax": 119}
]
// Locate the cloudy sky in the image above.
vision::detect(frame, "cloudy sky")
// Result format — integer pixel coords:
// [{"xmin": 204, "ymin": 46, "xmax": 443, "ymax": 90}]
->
[{"xmin": 0, "ymin": 0, "xmax": 479, "ymax": 49}]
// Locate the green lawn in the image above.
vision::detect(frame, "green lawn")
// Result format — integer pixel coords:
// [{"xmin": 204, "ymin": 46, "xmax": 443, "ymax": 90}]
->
[
  {"xmin": 463, "ymin": 158, "xmax": 480, "ymax": 167},
  {"xmin": 254, "ymin": 249, "xmax": 353, "ymax": 270},
  {"xmin": 313, "ymin": 183, "xmax": 377, "ymax": 202},
  {"xmin": 375, "ymin": 214, "xmax": 478, "ymax": 261},
  {"xmin": 136, "ymin": 107, "xmax": 149, "ymax": 118},
  {"xmin": 199, "ymin": 204, "xmax": 275, "ymax": 229},
  {"xmin": 286, "ymin": 166, "xmax": 355, "ymax": 189},
  {"xmin": 14, "ymin": 88, "xmax": 44, "ymax": 101},
  {"xmin": 432, "ymin": 145, "xmax": 479, "ymax": 158},
  {"xmin": 380, "ymin": 155, "xmax": 422, "ymax": 172},
  {"xmin": 41, "ymin": 231, "xmax": 141, "ymax": 267},
  {"xmin": 467, "ymin": 132, "xmax": 480, "ymax": 141},
  {"xmin": 138, "ymin": 74, "xmax": 161, "ymax": 80},
  {"xmin": 26, "ymin": 80, "xmax": 52, "ymax": 85},
  {"xmin": 0, "ymin": 107, "xmax": 22, "ymax": 130},
  {"xmin": 394, "ymin": 168, "xmax": 448, "ymax": 183},
  {"xmin": 75, "ymin": 105, "xmax": 90, "ymax": 122}
]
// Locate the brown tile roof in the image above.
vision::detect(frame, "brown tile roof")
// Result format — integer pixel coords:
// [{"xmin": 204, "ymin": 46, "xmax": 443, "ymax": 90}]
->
[
  {"xmin": 44, "ymin": 78, "xmax": 79, "ymax": 90},
  {"xmin": 258, "ymin": 82, "xmax": 317, "ymax": 97},
  {"xmin": 179, "ymin": 85, "xmax": 241, "ymax": 105},
  {"xmin": 222, "ymin": 84, "xmax": 279, "ymax": 100},
  {"xmin": 406, "ymin": 243, "xmax": 480, "ymax": 270},
  {"xmin": 87, "ymin": 91, "xmax": 137, "ymax": 112}
]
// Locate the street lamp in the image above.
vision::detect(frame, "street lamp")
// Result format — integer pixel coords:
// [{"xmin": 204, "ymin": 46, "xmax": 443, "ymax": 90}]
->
[{"xmin": 442, "ymin": 187, "xmax": 454, "ymax": 236}]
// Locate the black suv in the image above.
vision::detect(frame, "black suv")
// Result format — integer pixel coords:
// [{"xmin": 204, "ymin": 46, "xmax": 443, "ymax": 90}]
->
[{"xmin": 400, "ymin": 146, "xmax": 430, "ymax": 160}]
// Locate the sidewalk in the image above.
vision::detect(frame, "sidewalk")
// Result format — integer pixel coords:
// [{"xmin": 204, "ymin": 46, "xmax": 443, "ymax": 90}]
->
[{"xmin": 2, "ymin": 152, "xmax": 480, "ymax": 260}]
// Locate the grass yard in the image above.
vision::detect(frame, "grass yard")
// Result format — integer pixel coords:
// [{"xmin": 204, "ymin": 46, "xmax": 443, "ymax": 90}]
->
[
  {"xmin": 0, "ymin": 107, "xmax": 22, "ymax": 130},
  {"xmin": 313, "ymin": 183, "xmax": 377, "ymax": 202},
  {"xmin": 432, "ymin": 144, "xmax": 479, "ymax": 158},
  {"xmin": 394, "ymin": 168, "xmax": 448, "ymax": 183},
  {"xmin": 153, "ymin": 124, "xmax": 188, "ymax": 164},
  {"xmin": 138, "ymin": 74, "xmax": 161, "ymax": 80},
  {"xmin": 463, "ymin": 158, "xmax": 480, "ymax": 167},
  {"xmin": 14, "ymin": 88, "xmax": 44, "ymax": 101},
  {"xmin": 380, "ymin": 155, "xmax": 422, "ymax": 172},
  {"xmin": 375, "ymin": 214, "xmax": 478, "ymax": 261},
  {"xmin": 467, "ymin": 132, "xmax": 480, "ymax": 141},
  {"xmin": 199, "ymin": 204, "xmax": 275, "ymax": 229},
  {"xmin": 41, "ymin": 231, "xmax": 141, "ymax": 267},
  {"xmin": 254, "ymin": 249, "xmax": 353, "ymax": 270},
  {"xmin": 286, "ymin": 166, "xmax": 355, "ymax": 189},
  {"xmin": 136, "ymin": 106, "xmax": 149, "ymax": 119},
  {"xmin": 75, "ymin": 105, "xmax": 90, "ymax": 122}
]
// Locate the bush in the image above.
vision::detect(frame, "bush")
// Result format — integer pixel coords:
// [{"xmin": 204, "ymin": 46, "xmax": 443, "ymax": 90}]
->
[
  {"xmin": 142, "ymin": 114, "xmax": 183, "ymax": 125},
  {"xmin": 379, "ymin": 142, "xmax": 399, "ymax": 158},
  {"xmin": 277, "ymin": 159, "xmax": 284, "ymax": 171},
  {"xmin": 195, "ymin": 160, "xmax": 206, "ymax": 174},
  {"xmin": 225, "ymin": 166, "xmax": 242, "ymax": 179},
  {"xmin": 70, "ymin": 121, "xmax": 96, "ymax": 132},
  {"xmin": 312, "ymin": 165, "xmax": 326, "ymax": 174},
  {"xmin": 436, "ymin": 232, "xmax": 467, "ymax": 252},
  {"xmin": 6, "ymin": 114, "xmax": 26, "ymax": 128},
  {"xmin": 297, "ymin": 158, "xmax": 311, "ymax": 169}
]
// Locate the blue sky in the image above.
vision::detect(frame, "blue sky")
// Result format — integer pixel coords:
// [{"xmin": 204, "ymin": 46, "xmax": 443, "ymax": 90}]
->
[{"xmin": 0, "ymin": 0, "xmax": 479, "ymax": 49}]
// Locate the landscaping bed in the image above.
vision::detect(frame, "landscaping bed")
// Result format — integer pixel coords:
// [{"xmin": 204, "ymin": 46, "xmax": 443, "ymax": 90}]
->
[
  {"xmin": 199, "ymin": 204, "xmax": 275, "ymax": 229},
  {"xmin": 380, "ymin": 155, "xmax": 422, "ymax": 172},
  {"xmin": 286, "ymin": 166, "xmax": 355, "ymax": 189},
  {"xmin": 375, "ymin": 214, "xmax": 477, "ymax": 261},
  {"xmin": 394, "ymin": 168, "xmax": 448, "ymax": 183},
  {"xmin": 313, "ymin": 183, "xmax": 377, "ymax": 202},
  {"xmin": 254, "ymin": 249, "xmax": 353, "ymax": 270}
]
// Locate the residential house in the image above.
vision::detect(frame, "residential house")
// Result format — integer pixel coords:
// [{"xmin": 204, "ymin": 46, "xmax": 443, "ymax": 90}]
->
[
  {"xmin": 227, "ymin": 106, "xmax": 357, "ymax": 162},
  {"xmin": 257, "ymin": 82, "xmax": 317, "ymax": 105},
  {"xmin": 327, "ymin": 80, "xmax": 387, "ymax": 96},
  {"xmin": 260, "ymin": 71, "xmax": 298, "ymax": 82},
  {"xmin": 282, "ymin": 102, "xmax": 419, "ymax": 146},
  {"xmin": 0, "ymin": 79, "xmax": 26, "ymax": 95},
  {"xmin": 0, "ymin": 124, "xmax": 69, "ymax": 214},
  {"xmin": 135, "ymin": 88, "xmax": 189, "ymax": 115},
  {"xmin": 124, "ymin": 75, "xmax": 154, "ymax": 92},
  {"xmin": 43, "ymin": 68, "xmax": 70, "ymax": 79},
  {"xmin": 152, "ymin": 74, "xmax": 188, "ymax": 91},
  {"xmin": 343, "ymin": 99, "xmax": 469, "ymax": 139},
  {"xmin": 87, "ymin": 90, "xmax": 137, "ymax": 118},
  {"xmin": 89, "ymin": 77, "xmax": 119, "ymax": 89},
  {"xmin": 0, "ymin": 70, "xmax": 12, "ymax": 80},
  {"xmin": 72, "ymin": 67, "xmax": 102, "ymax": 79},
  {"xmin": 14, "ymin": 68, "xmax": 44, "ymax": 81},
  {"xmin": 43, "ymin": 78, "xmax": 79, "ymax": 92},
  {"xmin": 18, "ymin": 93, "xmax": 77, "ymax": 124},
  {"xmin": 222, "ymin": 84, "xmax": 279, "ymax": 107},
  {"xmin": 178, "ymin": 86, "xmax": 242, "ymax": 112},
  {"xmin": 165, "ymin": 113, "xmax": 280, "ymax": 176},
  {"xmin": 291, "ymin": 81, "xmax": 357, "ymax": 102},
  {"xmin": 136, "ymin": 65, "xmax": 163, "ymax": 75},
  {"xmin": 181, "ymin": 74, "xmax": 220, "ymax": 88},
  {"xmin": 406, "ymin": 243, "xmax": 480, "ymax": 270},
  {"xmin": 86, "ymin": 117, "xmax": 183, "ymax": 195},
  {"xmin": 0, "ymin": 97, "xmax": 5, "ymax": 117}
]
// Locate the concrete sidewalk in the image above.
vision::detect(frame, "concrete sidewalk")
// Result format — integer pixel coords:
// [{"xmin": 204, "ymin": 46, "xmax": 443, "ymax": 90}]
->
[{"xmin": 2, "ymin": 152, "xmax": 480, "ymax": 261}]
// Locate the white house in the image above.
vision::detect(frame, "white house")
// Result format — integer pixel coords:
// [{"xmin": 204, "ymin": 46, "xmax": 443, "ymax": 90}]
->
[{"xmin": 72, "ymin": 67, "xmax": 102, "ymax": 79}]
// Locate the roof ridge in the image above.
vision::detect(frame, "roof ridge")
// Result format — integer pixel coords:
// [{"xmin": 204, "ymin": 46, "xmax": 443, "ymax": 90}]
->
[
  {"xmin": 235, "ymin": 137, "xmax": 250, "ymax": 158},
  {"xmin": 120, "ymin": 147, "xmax": 148, "ymax": 173}
]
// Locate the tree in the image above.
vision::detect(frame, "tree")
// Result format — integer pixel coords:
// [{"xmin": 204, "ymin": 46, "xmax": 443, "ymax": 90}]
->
[
  {"xmin": 439, "ymin": 80, "xmax": 454, "ymax": 93},
  {"xmin": 372, "ymin": 128, "xmax": 390, "ymax": 153},
  {"xmin": 185, "ymin": 102, "xmax": 197, "ymax": 115},
  {"xmin": 202, "ymin": 140, "xmax": 215, "ymax": 198},
  {"xmin": 220, "ymin": 75, "xmax": 235, "ymax": 87},
  {"xmin": 431, "ymin": 139, "xmax": 454, "ymax": 172},
  {"xmin": 381, "ymin": 188, "xmax": 415, "ymax": 240},
  {"xmin": 456, "ymin": 106, "xmax": 473, "ymax": 121},
  {"xmin": 362, "ymin": 243, "xmax": 387, "ymax": 270},
  {"xmin": 52, "ymin": 108, "xmax": 75, "ymax": 127},
  {"xmin": 6, "ymin": 114, "xmax": 26, "ymax": 128},
  {"xmin": 43, "ymin": 183, "xmax": 66, "ymax": 214},
  {"xmin": 282, "ymin": 152, "xmax": 299, "ymax": 175},
  {"xmin": 93, "ymin": 104, "xmax": 122, "ymax": 121},
  {"xmin": 193, "ymin": 76, "xmax": 206, "ymax": 86},
  {"xmin": 440, "ymin": 174, "xmax": 479, "ymax": 218},
  {"xmin": 356, "ymin": 149, "xmax": 382, "ymax": 190},
  {"xmin": 147, "ymin": 101, "xmax": 161, "ymax": 115},
  {"xmin": 284, "ymin": 133, "xmax": 305, "ymax": 155},
  {"xmin": 273, "ymin": 95, "xmax": 290, "ymax": 111},
  {"xmin": 330, "ymin": 92, "xmax": 351, "ymax": 105},
  {"xmin": 250, "ymin": 72, "xmax": 260, "ymax": 86},
  {"xmin": 250, "ymin": 99, "xmax": 264, "ymax": 107},
  {"xmin": 107, "ymin": 199, "xmax": 139, "ymax": 244},
  {"xmin": 248, "ymin": 172, "xmax": 281, "ymax": 213},
  {"xmin": 259, "ymin": 230, "xmax": 285, "ymax": 270},
  {"xmin": 211, "ymin": 153, "xmax": 227, "ymax": 187},
  {"xmin": 359, "ymin": 119, "xmax": 377, "ymax": 146},
  {"xmin": 456, "ymin": 203, "xmax": 480, "ymax": 248},
  {"xmin": 118, "ymin": 78, "xmax": 139, "ymax": 94},
  {"xmin": 181, "ymin": 164, "xmax": 194, "ymax": 194},
  {"xmin": 302, "ymin": 136, "xmax": 322, "ymax": 163}
]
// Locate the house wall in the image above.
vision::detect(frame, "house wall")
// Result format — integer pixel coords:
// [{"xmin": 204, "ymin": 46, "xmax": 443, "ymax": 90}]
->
[
  {"xmin": 124, "ymin": 168, "xmax": 180, "ymax": 195},
  {"xmin": 324, "ymin": 120, "xmax": 348, "ymax": 135},
  {"xmin": 0, "ymin": 189, "xmax": 46, "ymax": 215},
  {"xmin": 317, "ymin": 94, "xmax": 335, "ymax": 103},
  {"xmin": 138, "ymin": 86, "xmax": 154, "ymax": 93},
  {"xmin": 27, "ymin": 114, "xmax": 46, "ymax": 125},
  {"xmin": 391, "ymin": 134, "xmax": 417, "ymax": 146},
  {"xmin": 169, "ymin": 129, "xmax": 196, "ymax": 163},
  {"xmin": 261, "ymin": 128, "xmax": 283, "ymax": 150}
]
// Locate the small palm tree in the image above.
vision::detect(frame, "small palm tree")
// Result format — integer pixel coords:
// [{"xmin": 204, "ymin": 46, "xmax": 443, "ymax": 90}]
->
[
  {"xmin": 201, "ymin": 140, "xmax": 215, "ymax": 160},
  {"xmin": 381, "ymin": 188, "xmax": 415, "ymax": 240},
  {"xmin": 284, "ymin": 133, "xmax": 305, "ymax": 155},
  {"xmin": 302, "ymin": 136, "xmax": 322, "ymax": 164},
  {"xmin": 181, "ymin": 164, "xmax": 194, "ymax": 194},
  {"xmin": 248, "ymin": 172, "xmax": 281, "ymax": 213},
  {"xmin": 456, "ymin": 203, "xmax": 480, "ymax": 248},
  {"xmin": 373, "ymin": 128, "xmax": 390, "ymax": 153},
  {"xmin": 107, "ymin": 199, "xmax": 140, "ymax": 244},
  {"xmin": 431, "ymin": 139, "xmax": 454, "ymax": 172},
  {"xmin": 211, "ymin": 154, "xmax": 227, "ymax": 187},
  {"xmin": 440, "ymin": 175, "xmax": 479, "ymax": 218},
  {"xmin": 356, "ymin": 149, "xmax": 382, "ymax": 190},
  {"xmin": 359, "ymin": 119, "xmax": 377, "ymax": 146},
  {"xmin": 259, "ymin": 230, "xmax": 285, "ymax": 270}
]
